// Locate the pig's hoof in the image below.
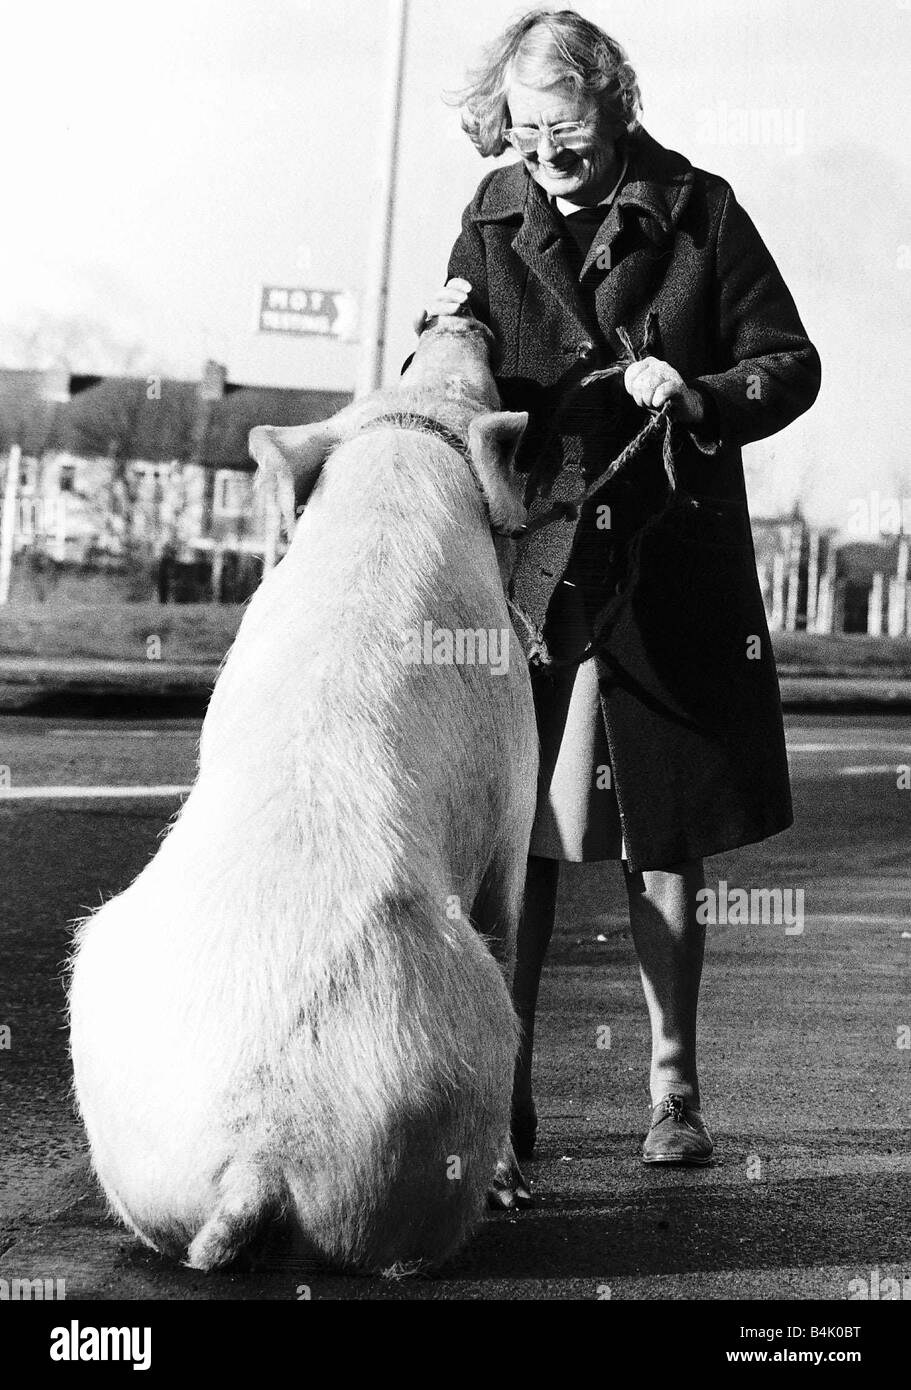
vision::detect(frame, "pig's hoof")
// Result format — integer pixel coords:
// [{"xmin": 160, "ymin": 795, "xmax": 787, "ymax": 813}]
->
[{"xmin": 488, "ymin": 1158, "xmax": 534, "ymax": 1211}]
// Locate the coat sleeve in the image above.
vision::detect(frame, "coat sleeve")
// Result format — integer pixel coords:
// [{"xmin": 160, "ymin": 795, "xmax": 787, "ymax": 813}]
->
[
  {"xmin": 444, "ymin": 181, "xmax": 495, "ymax": 327},
  {"xmin": 690, "ymin": 184, "xmax": 821, "ymax": 450},
  {"xmin": 403, "ymin": 179, "xmax": 495, "ymax": 373},
  {"xmin": 406, "ymin": 176, "xmax": 497, "ymax": 372}
]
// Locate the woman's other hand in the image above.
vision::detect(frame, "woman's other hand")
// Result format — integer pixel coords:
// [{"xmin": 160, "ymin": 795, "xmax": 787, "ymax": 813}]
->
[
  {"xmin": 624, "ymin": 356, "xmax": 705, "ymax": 425},
  {"xmin": 414, "ymin": 278, "xmax": 472, "ymax": 334}
]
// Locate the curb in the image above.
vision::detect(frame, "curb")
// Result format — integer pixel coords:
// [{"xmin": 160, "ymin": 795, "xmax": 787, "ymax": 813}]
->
[{"xmin": 1, "ymin": 659, "xmax": 911, "ymax": 711}]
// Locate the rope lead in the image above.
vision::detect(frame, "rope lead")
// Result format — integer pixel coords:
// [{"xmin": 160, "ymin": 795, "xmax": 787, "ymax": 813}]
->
[{"xmin": 509, "ymin": 403, "xmax": 682, "ymax": 670}]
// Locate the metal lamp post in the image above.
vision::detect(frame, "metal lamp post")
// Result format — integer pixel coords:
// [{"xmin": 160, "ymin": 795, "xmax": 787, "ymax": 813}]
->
[{"xmin": 354, "ymin": 0, "xmax": 409, "ymax": 398}]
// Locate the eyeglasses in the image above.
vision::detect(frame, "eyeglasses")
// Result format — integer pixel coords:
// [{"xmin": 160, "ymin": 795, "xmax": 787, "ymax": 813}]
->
[{"xmin": 504, "ymin": 119, "xmax": 593, "ymax": 156}]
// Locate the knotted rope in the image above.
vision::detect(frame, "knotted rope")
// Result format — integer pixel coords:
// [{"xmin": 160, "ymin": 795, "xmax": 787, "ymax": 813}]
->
[
  {"xmin": 509, "ymin": 395, "xmax": 676, "ymax": 540},
  {"xmin": 507, "ymin": 398, "xmax": 688, "ymax": 670}
]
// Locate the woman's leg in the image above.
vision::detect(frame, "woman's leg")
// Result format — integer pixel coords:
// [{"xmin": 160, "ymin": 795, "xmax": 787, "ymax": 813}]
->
[
  {"xmin": 624, "ymin": 858, "xmax": 706, "ymax": 1106},
  {"xmin": 511, "ymin": 854, "xmax": 561, "ymax": 1143}
]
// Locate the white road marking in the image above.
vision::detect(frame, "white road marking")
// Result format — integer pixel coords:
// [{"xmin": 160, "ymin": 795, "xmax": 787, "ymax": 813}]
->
[
  {"xmin": 709, "ymin": 914, "xmax": 911, "ymax": 928},
  {"xmin": 788, "ymin": 743, "xmax": 911, "ymax": 753},
  {"xmin": 0, "ymin": 785, "xmax": 191, "ymax": 800},
  {"xmin": 48, "ymin": 729, "xmax": 197, "ymax": 738},
  {"xmin": 839, "ymin": 765, "xmax": 903, "ymax": 775},
  {"xmin": 809, "ymin": 914, "xmax": 911, "ymax": 926}
]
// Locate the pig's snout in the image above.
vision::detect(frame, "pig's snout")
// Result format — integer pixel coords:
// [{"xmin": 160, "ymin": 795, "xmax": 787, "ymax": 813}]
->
[
  {"xmin": 406, "ymin": 314, "xmax": 501, "ymax": 400},
  {"xmin": 421, "ymin": 311, "xmax": 496, "ymax": 357}
]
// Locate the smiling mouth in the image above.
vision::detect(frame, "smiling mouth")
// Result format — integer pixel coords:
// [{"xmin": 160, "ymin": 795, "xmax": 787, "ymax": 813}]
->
[{"xmin": 538, "ymin": 154, "xmax": 582, "ymax": 176}]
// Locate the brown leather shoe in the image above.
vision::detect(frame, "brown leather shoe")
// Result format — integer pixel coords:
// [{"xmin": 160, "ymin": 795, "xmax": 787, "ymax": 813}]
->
[{"xmin": 642, "ymin": 1093, "xmax": 714, "ymax": 1165}]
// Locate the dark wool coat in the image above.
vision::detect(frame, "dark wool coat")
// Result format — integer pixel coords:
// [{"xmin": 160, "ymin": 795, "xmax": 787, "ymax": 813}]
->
[{"xmin": 445, "ymin": 126, "xmax": 822, "ymax": 872}]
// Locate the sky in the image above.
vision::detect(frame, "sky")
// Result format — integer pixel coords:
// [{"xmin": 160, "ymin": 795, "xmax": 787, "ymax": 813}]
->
[{"xmin": 2, "ymin": 0, "xmax": 910, "ymax": 530}]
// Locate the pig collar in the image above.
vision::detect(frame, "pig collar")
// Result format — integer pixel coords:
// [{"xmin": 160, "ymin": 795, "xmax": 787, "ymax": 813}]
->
[{"xmin": 362, "ymin": 411, "xmax": 520, "ymax": 538}]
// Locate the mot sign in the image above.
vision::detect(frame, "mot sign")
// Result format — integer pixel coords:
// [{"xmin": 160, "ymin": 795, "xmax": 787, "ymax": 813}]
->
[{"xmin": 258, "ymin": 286, "xmax": 354, "ymax": 338}]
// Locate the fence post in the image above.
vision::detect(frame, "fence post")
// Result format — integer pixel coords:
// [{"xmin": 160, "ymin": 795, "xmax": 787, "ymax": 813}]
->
[
  {"xmin": 887, "ymin": 578, "xmax": 906, "ymax": 636},
  {"xmin": 785, "ymin": 527, "xmax": 801, "ymax": 632},
  {"xmin": 770, "ymin": 551, "xmax": 785, "ymax": 631},
  {"xmin": 211, "ymin": 543, "xmax": 225, "ymax": 603},
  {"xmin": 813, "ymin": 558, "xmax": 836, "ymax": 633},
  {"xmin": 0, "ymin": 445, "xmax": 21, "ymax": 605},
  {"xmin": 868, "ymin": 572, "xmax": 884, "ymax": 635},
  {"xmin": 894, "ymin": 537, "xmax": 910, "ymax": 638},
  {"xmin": 806, "ymin": 529, "xmax": 820, "ymax": 630}
]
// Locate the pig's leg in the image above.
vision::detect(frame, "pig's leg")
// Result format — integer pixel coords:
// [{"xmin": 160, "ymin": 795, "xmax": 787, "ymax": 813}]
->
[
  {"xmin": 488, "ymin": 1141, "xmax": 533, "ymax": 1211},
  {"xmin": 470, "ymin": 853, "xmax": 522, "ymax": 968},
  {"xmin": 471, "ymin": 856, "xmax": 534, "ymax": 1210}
]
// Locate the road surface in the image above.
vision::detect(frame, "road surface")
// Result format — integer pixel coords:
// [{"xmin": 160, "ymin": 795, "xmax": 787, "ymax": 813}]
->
[{"xmin": 1, "ymin": 712, "xmax": 909, "ymax": 1300}]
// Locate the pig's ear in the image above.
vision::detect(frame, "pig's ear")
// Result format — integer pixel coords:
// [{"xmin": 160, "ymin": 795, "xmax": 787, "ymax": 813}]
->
[
  {"xmin": 249, "ymin": 421, "xmax": 341, "ymax": 529},
  {"xmin": 467, "ymin": 411, "xmax": 529, "ymax": 533}
]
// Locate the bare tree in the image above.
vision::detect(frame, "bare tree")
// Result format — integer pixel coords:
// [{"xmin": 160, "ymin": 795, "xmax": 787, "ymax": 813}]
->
[{"xmin": 0, "ymin": 315, "xmax": 159, "ymax": 377}]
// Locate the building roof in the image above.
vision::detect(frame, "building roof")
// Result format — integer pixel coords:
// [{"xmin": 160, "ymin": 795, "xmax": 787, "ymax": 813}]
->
[
  {"xmin": 0, "ymin": 367, "xmax": 351, "ymax": 470},
  {"xmin": 201, "ymin": 384, "xmax": 351, "ymax": 469}
]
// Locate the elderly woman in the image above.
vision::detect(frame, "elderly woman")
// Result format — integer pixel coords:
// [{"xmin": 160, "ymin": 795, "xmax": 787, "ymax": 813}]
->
[{"xmin": 420, "ymin": 8, "xmax": 820, "ymax": 1180}]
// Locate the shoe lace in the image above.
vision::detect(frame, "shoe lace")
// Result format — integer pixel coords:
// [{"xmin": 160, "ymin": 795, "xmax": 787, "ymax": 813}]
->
[{"xmin": 661, "ymin": 1094, "xmax": 687, "ymax": 1123}]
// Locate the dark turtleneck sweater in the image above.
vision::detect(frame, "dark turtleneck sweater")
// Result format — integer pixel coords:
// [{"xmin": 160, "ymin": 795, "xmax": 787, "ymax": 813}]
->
[{"xmin": 558, "ymin": 201, "xmax": 615, "ymax": 280}]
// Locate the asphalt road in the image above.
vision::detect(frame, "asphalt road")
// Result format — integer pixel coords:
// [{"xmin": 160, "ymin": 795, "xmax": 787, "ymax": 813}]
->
[{"xmin": 1, "ymin": 712, "xmax": 909, "ymax": 1301}]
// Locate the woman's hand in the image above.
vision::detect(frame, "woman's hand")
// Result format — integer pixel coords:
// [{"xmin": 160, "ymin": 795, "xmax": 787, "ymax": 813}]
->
[
  {"xmin": 624, "ymin": 356, "xmax": 705, "ymax": 425},
  {"xmin": 414, "ymin": 278, "xmax": 472, "ymax": 334}
]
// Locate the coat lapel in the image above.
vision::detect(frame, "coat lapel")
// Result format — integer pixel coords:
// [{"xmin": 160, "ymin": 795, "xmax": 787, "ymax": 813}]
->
[
  {"xmin": 509, "ymin": 189, "xmax": 593, "ymax": 337},
  {"xmin": 472, "ymin": 161, "xmax": 592, "ymax": 338},
  {"xmin": 592, "ymin": 132, "xmax": 695, "ymax": 351},
  {"xmin": 472, "ymin": 130, "xmax": 696, "ymax": 358}
]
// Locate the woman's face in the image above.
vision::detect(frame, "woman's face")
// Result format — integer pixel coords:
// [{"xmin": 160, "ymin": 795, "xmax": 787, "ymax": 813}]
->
[{"xmin": 505, "ymin": 78, "xmax": 619, "ymax": 204}]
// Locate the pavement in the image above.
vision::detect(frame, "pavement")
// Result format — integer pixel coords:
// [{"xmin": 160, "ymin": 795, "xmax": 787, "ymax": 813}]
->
[{"xmin": 1, "ymin": 712, "xmax": 910, "ymax": 1301}]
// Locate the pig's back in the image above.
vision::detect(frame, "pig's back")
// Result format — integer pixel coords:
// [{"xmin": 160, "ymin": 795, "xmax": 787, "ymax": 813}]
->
[{"xmin": 197, "ymin": 429, "xmax": 532, "ymax": 886}]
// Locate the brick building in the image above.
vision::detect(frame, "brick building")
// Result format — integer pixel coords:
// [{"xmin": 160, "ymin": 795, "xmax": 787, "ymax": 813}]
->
[{"xmin": 0, "ymin": 362, "xmax": 350, "ymax": 602}]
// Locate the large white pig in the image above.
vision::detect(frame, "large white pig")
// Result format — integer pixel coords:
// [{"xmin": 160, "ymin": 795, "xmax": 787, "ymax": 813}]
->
[{"xmin": 68, "ymin": 314, "xmax": 538, "ymax": 1274}]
